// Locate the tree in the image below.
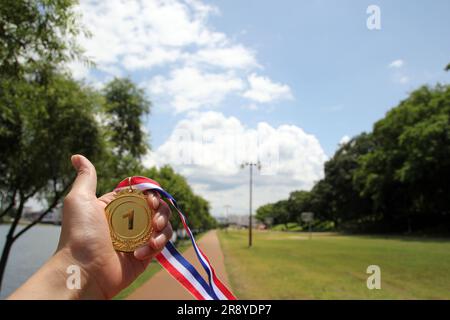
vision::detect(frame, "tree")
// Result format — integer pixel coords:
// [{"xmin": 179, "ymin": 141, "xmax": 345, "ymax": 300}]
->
[
  {"xmin": 354, "ymin": 85, "xmax": 450, "ymax": 232},
  {"xmin": 103, "ymin": 78, "xmax": 150, "ymax": 158},
  {"xmin": 0, "ymin": 0, "xmax": 85, "ymax": 79},
  {"xmin": 0, "ymin": 73, "xmax": 104, "ymax": 289},
  {"xmin": 287, "ymin": 190, "xmax": 312, "ymax": 225},
  {"xmin": 256, "ymin": 200, "xmax": 289, "ymax": 227},
  {"xmin": 0, "ymin": 0, "xmax": 95, "ymax": 290},
  {"xmin": 95, "ymin": 78, "xmax": 151, "ymax": 195},
  {"xmin": 256, "ymin": 203, "xmax": 275, "ymax": 224},
  {"xmin": 320, "ymin": 133, "xmax": 374, "ymax": 228},
  {"xmin": 142, "ymin": 165, "xmax": 216, "ymax": 233},
  {"xmin": 256, "ymin": 85, "xmax": 450, "ymax": 234}
]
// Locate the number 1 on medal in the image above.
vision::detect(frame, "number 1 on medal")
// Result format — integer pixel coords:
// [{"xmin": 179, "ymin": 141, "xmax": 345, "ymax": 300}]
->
[{"xmin": 123, "ymin": 209, "xmax": 134, "ymax": 230}]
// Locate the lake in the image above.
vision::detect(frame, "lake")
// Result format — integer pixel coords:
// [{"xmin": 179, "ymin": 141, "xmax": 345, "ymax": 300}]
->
[{"xmin": 0, "ymin": 224, "xmax": 61, "ymax": 299}]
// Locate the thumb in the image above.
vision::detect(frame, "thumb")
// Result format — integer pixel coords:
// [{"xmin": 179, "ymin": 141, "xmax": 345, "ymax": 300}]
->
[{"xmin": 69, "ymin": 154, "xmax": 97, "ymax": 197}]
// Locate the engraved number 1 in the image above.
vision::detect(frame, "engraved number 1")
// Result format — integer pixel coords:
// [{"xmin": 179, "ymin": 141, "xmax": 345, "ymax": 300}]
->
[{"xmin": 122, "ymin": 210, "xmax": 134, "ymax": 230}]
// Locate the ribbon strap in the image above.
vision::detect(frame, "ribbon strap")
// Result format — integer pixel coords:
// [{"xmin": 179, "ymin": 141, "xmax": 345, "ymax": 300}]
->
[{"xmin": 114, "ymin": 176, "xmax": 236, "ymax": 300}]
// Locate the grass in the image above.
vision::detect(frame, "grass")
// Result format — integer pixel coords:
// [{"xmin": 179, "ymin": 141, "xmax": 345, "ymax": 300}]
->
[
  {"xmin": 271, "ymin": 222, "xmax": 304, "ymax": 232},
  {"xmin": 218, "ymin": 229, "xmax": 450, "ymax": 299},
  {"xmin": 113, "ymin": 233, "xmax": 204, "ymax": 300}
]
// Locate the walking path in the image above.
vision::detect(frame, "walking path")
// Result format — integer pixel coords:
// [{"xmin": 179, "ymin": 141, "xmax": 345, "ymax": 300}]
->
[{"xmin": 127, "ymin": 230, "xmax": 231, "ymax": 299}]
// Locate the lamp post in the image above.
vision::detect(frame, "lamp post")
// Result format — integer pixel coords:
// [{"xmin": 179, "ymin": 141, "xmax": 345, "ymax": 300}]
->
[{"xmin": 241, "ymin": 161, "xmax": 261, "ymax": 247}]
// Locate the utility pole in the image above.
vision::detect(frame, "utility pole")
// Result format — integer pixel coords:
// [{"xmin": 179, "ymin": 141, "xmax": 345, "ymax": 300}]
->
[
  {"xmin": 241, "ymin": 161, "xmax": 261, "ymax": 248},
  {"xmin": 224, "ymin": 205, "xmax": 231, "ymax": 217},
  {"xmin": 224, "ymin": 205, "xmax": 231, "ymax": 232}
]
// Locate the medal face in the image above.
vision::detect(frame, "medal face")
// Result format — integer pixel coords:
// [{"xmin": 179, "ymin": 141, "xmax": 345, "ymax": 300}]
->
[{"xmin": 105, "ymin": 189, "xmax": 153, "ymax": 252}]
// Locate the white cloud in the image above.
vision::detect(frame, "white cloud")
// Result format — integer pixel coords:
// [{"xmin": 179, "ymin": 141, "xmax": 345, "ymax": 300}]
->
[
  {"xmin": 66, "ymin": 60, "xmax": 90, "ymax": 80},
  {"xmin": 122, "ymin": 48, "xmax": 182, "ymax": 71},
  {"xmin": 76, "ymin": 0, "xmax": 227, "ymax": 72},
  {"xmin": 388, "ymin": 59, "xmax": 404, "ymax": 68},
  {"xmin": 388, "ymin": 59, "xmax": 411, "ymax": 85},
  {"xmin": 187, "ymin": 45, "xmax": 259, "ymax": 70},
  {"xmin": 147, "ymin": 67, "xmax": 244, "ymax": 113},
  {"xmin": 398, "ymin": 76, "xmax": 410, "ymax": 84},
  {"xmin": 72, "ymin": 0, "xmax": 293, "ymax": 113},
  {"xmin": 145, "ymin": 111, "xmax": 327, "ymax": 214},
  {"xmin": 243, "ymin": 73, "xmax": 293, "ymax": 103},
  {"xmin": 339, "ymin": 135, "xmax": 351, "ymax": 145}
]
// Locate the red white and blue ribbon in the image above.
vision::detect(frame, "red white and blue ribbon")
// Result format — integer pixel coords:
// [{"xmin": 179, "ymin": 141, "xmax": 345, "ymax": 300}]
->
[{"xmin": 114, "ymin": 176, "xmax": 236, "ymax": 300}]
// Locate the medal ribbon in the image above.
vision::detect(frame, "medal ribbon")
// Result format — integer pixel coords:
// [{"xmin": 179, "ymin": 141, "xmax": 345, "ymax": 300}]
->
[{"xmin": 114, "ymin": 176, "xmax": 236, "ymax": 300}]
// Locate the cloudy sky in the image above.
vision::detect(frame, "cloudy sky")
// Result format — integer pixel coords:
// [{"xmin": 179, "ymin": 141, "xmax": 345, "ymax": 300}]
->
[{"xmin": 69, "ymin": 0, "xmax": 450, "ymax": 217}]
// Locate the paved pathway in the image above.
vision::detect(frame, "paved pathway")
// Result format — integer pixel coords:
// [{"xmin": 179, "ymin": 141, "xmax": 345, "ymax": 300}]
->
[{"xmin": 127, "ymin": 230, "xmax": 231, "ymax": 299}]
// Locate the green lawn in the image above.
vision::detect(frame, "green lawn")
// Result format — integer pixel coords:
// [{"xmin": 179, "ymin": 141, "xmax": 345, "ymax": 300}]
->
[
  {"xmin": 113, "ymin": 233, "xmax": 205, "ymax": 299},
  {"xmin": 218, "ymin": 229, "xmax": 450, "ymax": 299}
]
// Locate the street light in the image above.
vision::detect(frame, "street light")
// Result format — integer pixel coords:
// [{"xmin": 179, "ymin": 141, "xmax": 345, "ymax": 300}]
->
[{"xmin": 241, "ymin": 161, "xmax": 261, "ymax": 247}]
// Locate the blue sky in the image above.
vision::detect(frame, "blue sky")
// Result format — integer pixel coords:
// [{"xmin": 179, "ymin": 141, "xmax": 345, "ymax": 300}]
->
[{"xmin": 71, "ymin": 0, "xmax": 450, "ymax": 216}]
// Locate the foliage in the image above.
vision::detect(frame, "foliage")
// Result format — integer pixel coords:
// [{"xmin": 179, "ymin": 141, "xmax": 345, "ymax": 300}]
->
[
  {"xmin": 0, "ymin": 0, "xmax": 214, "ymax": 290},
  {"xmin": 143, "ymin": 165, "xmax": 216, "ymax": 231},
  {"xmin": 354, "ymin": 85, "xmax": 450, "ymax": 232},
  {"xmin": 257, "ymin": 84, "xmax": 450, "ymax": 234},
  {"xmin": 256, "ymin": 200, "xmax": 289, "ymax": 227},
  {"xmin": 103, "ymin": 78, "xmax": 150, "ymax": 159},
  {"xmin": 0, "ymin": 0, "xmax": 85, "ymax": 78}
]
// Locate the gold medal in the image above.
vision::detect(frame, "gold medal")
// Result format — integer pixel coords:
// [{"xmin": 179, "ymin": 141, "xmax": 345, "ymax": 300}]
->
[{"xmin": 105, "ymin": 180, "xmax": 153, "ymax": 252}]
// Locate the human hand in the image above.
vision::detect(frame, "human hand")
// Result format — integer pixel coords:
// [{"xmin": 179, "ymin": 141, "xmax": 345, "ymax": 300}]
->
[
  {"xmin": 56, "ymin": 154, "xmax": 173, "ymax": 299},
  {"xmin": 9, "ymin": 154, "xmax": 173, "ymax": 300}
]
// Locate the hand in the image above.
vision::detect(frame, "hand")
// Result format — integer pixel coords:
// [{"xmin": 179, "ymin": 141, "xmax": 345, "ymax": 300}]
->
[{"xmin": 9, "ymin": 154, "xmax": 172, "ymax": 300}]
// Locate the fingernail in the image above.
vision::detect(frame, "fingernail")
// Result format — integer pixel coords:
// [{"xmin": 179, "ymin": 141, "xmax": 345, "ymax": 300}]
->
[
  {"xmin": 71, "ymin": 155, "xmax": 81, "ymax": 170},
  {"xmin": 134, "ymin": 245, "xmax": 151, "ymax": 260},
  {"xmin": 151, "ymin": 194, "xmax": 159, "ymax": 210},
  {"xmin": 154, "ymin": 233, "xmax": 166, "ymax": 249},
  {"xmin": 156, "ymin": 215, "xmax": 165, "ymax": 231}
]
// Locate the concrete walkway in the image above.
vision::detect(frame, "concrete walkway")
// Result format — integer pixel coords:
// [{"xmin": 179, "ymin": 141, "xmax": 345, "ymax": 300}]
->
[{"xmin": 127, "ymin": 230, "xmax": 231, "ymax": 299}]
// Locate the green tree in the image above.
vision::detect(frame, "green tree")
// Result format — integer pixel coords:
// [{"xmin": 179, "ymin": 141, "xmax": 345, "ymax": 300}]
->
[
  {"xmin": 256, "ymin": 200, "xmax": 289, "ymax": 227},
  {"xmin": 321, "ymin": 133, "xmax": 374, "ymax": 228},
  {"xmin": 354, "ymin": 85, "xmax": 450, "ymax": 232},
  {"xmin": 0, "ymin": 0, "xmax": 96, "ymax": 290},
  {"xmin": 287, "ymin": 190, "xmax": 312, "ymax": 225},
  {"xmin": 142, "ymin": 165, "xmax": 216, "ymax": 233},
  {"xmin": 256, "ymin": 203, "xmax": 275, "ymax": 224},
  {"xmin": 96, "ymin": 78, "xmax": 151, "ymax": 195},
  {"xmin": 103, "ymin": 78, "xmax": 150, "ymax": 158},
  {"xmin": 0, "ymin": 0, "xmax": 85, "ymax": 79},
  {"xmin": 0, "ymin": 73, "xmax": 104, "ymax": 289}
]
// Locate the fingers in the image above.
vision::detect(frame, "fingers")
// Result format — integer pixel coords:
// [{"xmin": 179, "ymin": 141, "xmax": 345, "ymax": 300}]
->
[
  {"xmin": 153, "ymin": 198, "xmax": 172, "ymax": 232},
  {"xmin": 134, "ymin": 223, "xmax": 173, "ymax": 260},
  {"xmin": 68, "ymin": 154, "xmax": 97, "ymax": 197},
  {"xmin": 152, "ymin": 223, "xmax": 173, "ymax": 250},
  {"xmin": 98, "ymin": 192, "xmax": 116, "ymax": 207},
  {"xmin": 144, "ymin": 191, "xmax": 160, "ymax": 211},
  {"xmin": 134, "ymin": 197, "xmax": 173, "ymax": 261}
]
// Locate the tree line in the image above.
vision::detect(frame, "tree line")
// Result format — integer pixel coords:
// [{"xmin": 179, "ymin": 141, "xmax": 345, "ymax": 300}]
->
[
  {"xmin": 257, "ymin": 82, "xmax": 450, "ymax": 234},
  {"xmin": 0, "ymin": 0, "xmax": 215, "ymax": 290}
]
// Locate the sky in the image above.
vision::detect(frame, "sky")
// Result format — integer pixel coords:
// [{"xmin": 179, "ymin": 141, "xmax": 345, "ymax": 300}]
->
[{"xmin": 68, "ymin": 0, "xmax": 450, "ymax": 217}]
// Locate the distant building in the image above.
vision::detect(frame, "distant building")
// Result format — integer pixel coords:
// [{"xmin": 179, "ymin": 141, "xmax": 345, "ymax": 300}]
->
[
  {"xmin": 220, "ymin": 214, "xmax": 265, "ymax": 229},
  {"xmin": 22, "ymin": 205, "xmax": 62, "ymax": 225}
]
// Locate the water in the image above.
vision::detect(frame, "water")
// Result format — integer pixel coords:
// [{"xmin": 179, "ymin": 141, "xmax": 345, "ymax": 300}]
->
[{"xmin": 0, "ymin": 224, "xmax": 61, "ymax": 299}]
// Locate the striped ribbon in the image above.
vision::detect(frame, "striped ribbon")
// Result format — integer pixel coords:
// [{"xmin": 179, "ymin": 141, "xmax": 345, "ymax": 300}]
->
[{"xmin": 114, "ymin": 176, "xmax": 236, "ymax": 300}]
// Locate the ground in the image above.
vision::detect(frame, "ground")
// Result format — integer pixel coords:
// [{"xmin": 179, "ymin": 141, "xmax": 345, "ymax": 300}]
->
[
  {"xmin": 217, "ymin": 229, "xmax": 450, "ymax": 299},
  {"xmin": 118, "ymin": 230, "xmax": 231, "ymax": 300}
]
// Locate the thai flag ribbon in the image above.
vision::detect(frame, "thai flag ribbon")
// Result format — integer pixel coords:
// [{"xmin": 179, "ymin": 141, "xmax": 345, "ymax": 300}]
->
[{"xmin": 114, "ymin": 176, "xmax": 236, "ymax": 300}]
